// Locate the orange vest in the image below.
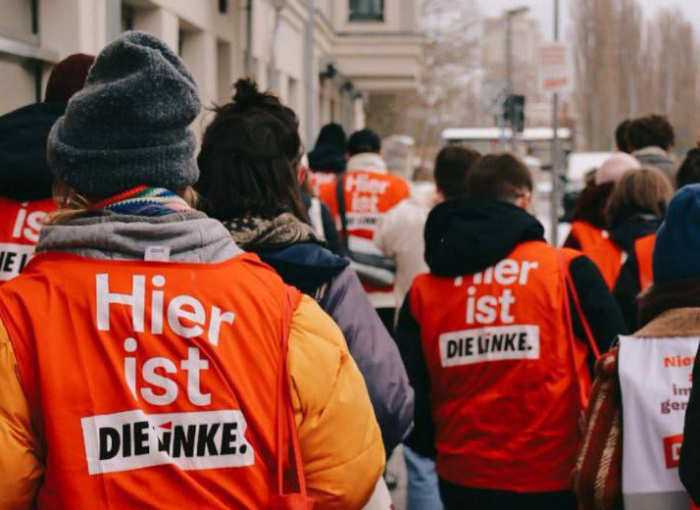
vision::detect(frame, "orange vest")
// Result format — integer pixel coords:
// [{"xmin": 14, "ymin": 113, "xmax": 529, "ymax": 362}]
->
[
  {"xmin": 587, "ymin": 234, "xmax": 657, "ymax": 292},
  {"xmin": 585, "ymin": 241, "xmax": 624, "ymax": 291},
  {"xmin": 0, "ymin": 252, "xmax": 298, "ymax": 510},
  {"xmin": 0, "ymin": 197, "xmax": 54, "ymax": 283},
  {"xmin": 317, "ymin": 170, "xmax": 410, "ymax": 241},
  {"xmin": 308, "ymin": 170, "xmax": 337, "ymax": 197},
  {"xmin": 634, "ymin": 234, "xmax": 655, "ymax": 291},
  {"xmin": 569, "ymin": 220, "xmax": 611, "ymax": 254},
  {"xmin": 410, "ymin": 242, "xmax": 591, "ymax": 492}
]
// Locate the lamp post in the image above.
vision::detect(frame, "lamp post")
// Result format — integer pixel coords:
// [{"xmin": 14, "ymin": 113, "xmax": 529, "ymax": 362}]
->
[
  {"xmin": 550, "ymin": 0, "xmax": 561, "ymax": 246},
  {"xmin": 268, "ymin": 0, "xmax": 289, "ymax": 90}
]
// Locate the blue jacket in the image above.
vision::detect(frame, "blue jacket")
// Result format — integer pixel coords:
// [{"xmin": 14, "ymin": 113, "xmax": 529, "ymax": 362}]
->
[{"xmin": 258, "ymin": 243, "xmax": 414, "ymax": 452}]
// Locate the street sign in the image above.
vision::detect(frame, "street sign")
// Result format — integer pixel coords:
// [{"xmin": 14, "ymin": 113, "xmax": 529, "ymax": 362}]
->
[{"xmin": 538, "ymin": 43, "xmax": 573, "ymax": 94}]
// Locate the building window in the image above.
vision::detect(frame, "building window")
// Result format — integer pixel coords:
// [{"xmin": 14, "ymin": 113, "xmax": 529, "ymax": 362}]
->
[{"xmin": 348, "ymin": 0, "xmax": 384, "ymax": 22}]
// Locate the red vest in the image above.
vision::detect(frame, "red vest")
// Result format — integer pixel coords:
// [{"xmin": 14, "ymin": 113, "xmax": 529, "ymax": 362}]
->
[
  {"xmin": 634, "ymin": 234, "xmax": 655, "ymax": 291},
  {"xmin": 0, "ymin": 197, "xmax": 54, "ymax": 283},
  {"xmin": 410, "ymin": 242, "xmax": 590, "ymax": 492},
  {"xmin": 317, "ymin": 170, "xmax": 410, "ymax": 241},
  {"xmin": 587, "ymin": 234, "xmax": 657, "ymax": 292},
  {"xmin": 0, "ymin": 252, "xmax": 298, "ymax": 510},
  {"xmin": 585, "ymin": 241, "xmax": 624, "ymax": 290},
  {"xmin": 569, "ymin": 220, "xmax": 611, "ymax": 254}
]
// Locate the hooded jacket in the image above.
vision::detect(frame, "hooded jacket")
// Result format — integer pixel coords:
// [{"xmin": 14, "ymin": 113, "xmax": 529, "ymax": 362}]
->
[
  {"xmin": 395, "ymin": 199, "xmax": 627, "ymax": 459},
  {"xmin": 610, "ymin": 212, "xmax": 663, "ymax": 331},
  {"xmin": 0, "ymin": 102, "xmax": 65, "ymax": 202},
  {"xmin": 0, "ymin": 211, "xmax": 384, "ymax": 510},
  {"xmin": 236, "ymin": 229, "xmax": 415, "ymax": 454},
  {"xmin": 633, "ymin": 147, "xmax": 677, "ymax": 182}
]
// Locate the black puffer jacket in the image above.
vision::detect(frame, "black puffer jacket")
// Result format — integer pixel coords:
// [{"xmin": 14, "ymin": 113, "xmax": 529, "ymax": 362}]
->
[
  {"xmin": 395, "ymin": 198, "xmax": 627, "ymax": 458},
  {"xmin": 0, "ymin": 102, "xmax": 65, "ymax": 201}
]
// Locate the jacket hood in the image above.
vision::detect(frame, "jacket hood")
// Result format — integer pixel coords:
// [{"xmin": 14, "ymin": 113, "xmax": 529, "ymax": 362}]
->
[
  {"xmin": 572, "ymin": 182, "xmax": 614, "ymax": 228},
  {"xmin": 0, "ymin": 102, "xmax": 66, "ymax": 201},
  {"xmin": 425, "ymin": 198, "xmax": 545, "ymax": 277},
  {"xmin": 38, "ymin": 210, "xmax": 241, "ymax": 263},
  {"xmin": 308, "ymin": 143, "xmax": 347, "ymax": 173},
  {"xmin": 609, "ymin": 211, "xmax": 662, "ymax": 252},
  {"xmin": 633, "ymin": 147, "xmax": 677, "ymax": 177},
  {"xmin": 347, "ymin": 153, "xmax": 387, "ymax": 174},
  {"xmin": 257, "ymin": 243, "xmax": 349, "ymax": 295}
]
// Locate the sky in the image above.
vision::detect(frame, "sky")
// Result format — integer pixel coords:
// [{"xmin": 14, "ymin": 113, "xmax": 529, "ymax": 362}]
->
[{"xmin": 480, "ymin": 0, "xmax": 700, "ymax": 41}]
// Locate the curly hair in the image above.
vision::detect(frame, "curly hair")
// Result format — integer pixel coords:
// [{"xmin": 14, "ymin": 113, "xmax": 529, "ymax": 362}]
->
[
  {"xmin": 196, "ymin": 79, "xmax": 307, "ymax": 221},
  {"xmin": 627, "ymin": 115, "xmax": 675, "ymax": 152}
]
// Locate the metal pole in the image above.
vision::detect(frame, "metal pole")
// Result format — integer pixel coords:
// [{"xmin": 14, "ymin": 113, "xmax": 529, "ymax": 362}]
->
[
  {"xmin": 504, "ymin": 14, "xmax": 513, "ymax": 150},
  {"xmin": 550, "ymin": 0, "xmax": 561, "ymax": 246},
  {"xmin": 244, "ymin": 0, "xmax": 253, "ymax": 77},
  {"xmin": 106, "ymin": 0, "xmax": 121, "ymax": 43},
  {"xmin": 269, "ymin": 6, "xmax": 283, "ymax": 90},
  {"xmin": 304, "ymin": 0, "xmax": 316, "ymax": 147}
]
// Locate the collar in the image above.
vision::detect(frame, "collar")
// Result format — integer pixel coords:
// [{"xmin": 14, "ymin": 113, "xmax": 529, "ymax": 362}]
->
[
  {"xmin": 347, "ymin": 153, "xmax": 387, "ymax": 174},
  {"xmin": 633, "ymin": 146, "xmax": 669, "ymax": 158},
  {"xmin": 635, "ymin": 308, "xmax": 700, "ymax": 337}
]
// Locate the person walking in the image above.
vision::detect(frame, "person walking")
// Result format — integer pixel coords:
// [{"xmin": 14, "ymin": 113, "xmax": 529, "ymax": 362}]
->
[
  {"xmin": 586, "ymin": 168, "xmax": 673, "ymax": 330},
  {"xmin": 564, "ymin": 153, "xmax": 641, "ymax": 253},
  {"xmin": 0, "ymin": 53, "xmax": 94, "ymax": 284},
  {"xmin": 307, "ymin": 122, "xmax": 348, "ymax": 193},
  {"xmin": 317, "ymin": 128, "xmax": 411, "ymax": 330},
  {"xmin": 395, "ymin": 153, "xmax": 627, "ymax": 510},
  {"xmin": 628, "ymin": 115, "xmax": 677, "ymax": 182},
  {"xmin": 0, "ymin": 32, "xmax": 383, "ymax": 510},
  {"xmin": 577, "ymin": 185, "xmax": 700, "ymax": 510},
  {"xmin": 195, "ymin": 78, "xmax": 414, "ymax": 459},
  {"xmin": 376, "ymin": 145, "xmax": 480, "ymax": 510}
]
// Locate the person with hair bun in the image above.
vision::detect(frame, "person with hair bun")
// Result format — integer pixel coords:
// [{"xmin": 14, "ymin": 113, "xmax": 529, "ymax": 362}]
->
[
  {"xmin": 197, "ymin": 78, "xmax": 413, "ymax": 503},
  {"xmin": 0, "ymin": 33, "xmax": 382, "ymax": 510}
]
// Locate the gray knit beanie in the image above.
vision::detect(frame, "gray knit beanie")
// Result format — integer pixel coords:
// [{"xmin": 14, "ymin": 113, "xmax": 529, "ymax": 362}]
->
[{"xmin": 47, "ymin": 31, "xmax": 201, "ymax": 197}]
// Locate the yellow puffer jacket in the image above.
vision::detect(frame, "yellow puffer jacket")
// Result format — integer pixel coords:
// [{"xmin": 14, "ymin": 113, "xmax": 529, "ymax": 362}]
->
[{"xmin": 0, "ymin": 295, "xmax": 385, "ymax": 510}]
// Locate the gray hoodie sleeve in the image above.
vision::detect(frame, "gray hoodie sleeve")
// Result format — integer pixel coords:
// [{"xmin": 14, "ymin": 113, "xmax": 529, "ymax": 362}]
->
[{"xmin": 320, "ymin": 266, "xmax": 414, "ymax": 453}]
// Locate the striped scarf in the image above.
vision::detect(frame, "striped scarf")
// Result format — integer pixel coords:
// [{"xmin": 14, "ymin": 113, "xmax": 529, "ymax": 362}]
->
[{"xmin": 93, "ymin": 186, "xmax": 190, "ymax": 216}]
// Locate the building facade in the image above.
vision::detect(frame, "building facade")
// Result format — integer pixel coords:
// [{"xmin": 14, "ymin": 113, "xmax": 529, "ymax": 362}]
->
[{"xmin": 0, "ymin": 0, "xmax": 422, "ymax": 144}]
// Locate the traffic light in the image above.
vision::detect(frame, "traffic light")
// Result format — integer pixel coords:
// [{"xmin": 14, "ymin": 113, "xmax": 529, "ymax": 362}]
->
[{"xmin": 503, "ymin": 95, "xmax": 526, "ymax": 133}]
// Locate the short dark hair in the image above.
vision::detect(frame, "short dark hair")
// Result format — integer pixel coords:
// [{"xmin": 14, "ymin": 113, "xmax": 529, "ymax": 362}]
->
[
  {"xmin": 676, "ymin": 147, "xmax": 700, "ymax": 189},
  {"xmin": 627, "ymin": 115, "xmax": 675, "ymax": 152},
  {"xmin": 615, "ymin": 119, "xmax": 632, "ymax": 153},
  {"xmin": 434, "ymin": 146, "xmax": 481, "ymax": 200},
  {"xmin": 196, "ymin": 79, "xmax": 307, "ymax": 222},
  {"xmin": 347, "ymin": 129, "xmax": 381, "ymax": 156},
  {"xmin": 315, "ymin": 122, "xmax": 346, "ymax": 148},
  {"xmin": 466, "ymin": 153, "xmax": 533, "ymax": 203}
]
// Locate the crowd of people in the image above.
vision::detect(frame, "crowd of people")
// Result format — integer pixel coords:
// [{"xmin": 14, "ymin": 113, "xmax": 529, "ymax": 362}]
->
[{"xmin": 1, "ymin": 31, "xmax": 700, "ymax": 510}]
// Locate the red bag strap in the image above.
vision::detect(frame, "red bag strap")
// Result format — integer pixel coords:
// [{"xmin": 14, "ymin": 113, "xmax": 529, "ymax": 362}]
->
[
  {"xmin": 558, "ymin": 250, "xmax": 601, "ymax": 360},
  {"xmin": 276, "ymin": 287, "xmax": 306, "ymax": 496},
  {"xmin": 557, "ymin": 250, "xmax": 601, "ymax": 410}
]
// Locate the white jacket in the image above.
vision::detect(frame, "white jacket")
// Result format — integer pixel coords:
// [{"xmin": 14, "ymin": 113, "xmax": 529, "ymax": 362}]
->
[{"xmin": 375, "ymin": 182, "xmax": 437, "ymax": 316}]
